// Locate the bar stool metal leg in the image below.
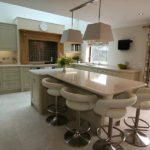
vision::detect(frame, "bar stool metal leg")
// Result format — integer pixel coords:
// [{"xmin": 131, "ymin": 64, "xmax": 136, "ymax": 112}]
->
[
  {"xmin": 64, "ymin": 111, "xmax": 91, "ymax": 147},
  {"xmin": 124, "ymin": 109, "xmax": 150, "ymax": 147},
  {"xmin": 46, "ymin": 96, "xmax": 68, "ymax": 126},
  {"xmin": 93, "ymin": 118, "xmax": 125, "ymax": 150}
]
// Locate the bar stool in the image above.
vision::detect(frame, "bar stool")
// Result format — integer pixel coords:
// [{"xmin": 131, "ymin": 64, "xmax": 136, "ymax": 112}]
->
[
  {"xmin": 60, "ymin": 87, "xmax": 97, "ymax": 148},
  {"xmin": 93, "ymin": 92, "xmax": 137, "ymax": 150},
  {"xmin": 124, "ymin": 88, "xmax": 150, "ymax": 147},
  {"xmin": 42, "ymin": 77, "xmax": 68, "ymax": 126}
]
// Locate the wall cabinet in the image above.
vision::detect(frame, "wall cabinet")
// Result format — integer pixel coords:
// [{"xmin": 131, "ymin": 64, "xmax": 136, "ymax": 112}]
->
[
  {"xmin": 0, "ymin": 23, "xmax": 17, "ymax": 51},
  {"xmin": 64, "ymin": 43, "xmax": 82, "ymax": 53},
  {"xmin": 64, "ymin": 44, "xmax": 71, "ymax": 53}
]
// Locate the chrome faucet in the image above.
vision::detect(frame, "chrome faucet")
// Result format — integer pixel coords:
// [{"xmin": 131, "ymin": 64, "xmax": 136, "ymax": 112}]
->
[{"xmin": 89, "ymin": 56, "xmax": 94, "ymax": 64}]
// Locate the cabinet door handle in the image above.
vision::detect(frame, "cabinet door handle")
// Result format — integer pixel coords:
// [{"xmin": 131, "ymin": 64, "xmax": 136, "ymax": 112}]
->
[
  {"xmin": 6, "ymin": 69, "xmax": 15, "ymax": 71},
  {"xmin": 33, "ymin": 79, "xmax": 36, "ymax": 83},
  {"xmin": 7, "ymin": 76, "xmax": 16, "ymax": 78},
  {"xmin": 7, "ymin": 83, "xmax": 16, "ymax": 86},
  {"xmin": 28, "ymin": 75, "xmax": 30, "ymax": 83}
]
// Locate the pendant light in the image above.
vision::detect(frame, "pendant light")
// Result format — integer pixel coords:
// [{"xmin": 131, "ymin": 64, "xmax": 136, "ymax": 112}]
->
[
  {"xmin": 60, "ymin": 11, "xmax": 83, "ymax": 44},
  {"xmin": 83, "ymin": 0, "xmax": 114, "ymax": 42}
]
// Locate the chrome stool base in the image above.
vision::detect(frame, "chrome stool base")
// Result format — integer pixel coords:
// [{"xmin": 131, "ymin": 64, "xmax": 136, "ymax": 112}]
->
[
  {"xmin": 47, "ymin": 104, "xmax": 67, "ymax": 114},
  {"xmin": 94, "ymin": 118, "xmax": 125, "ymax": 150},
  {"xmin": 46, "ymin": 115, "xmax": 68, "ymax": 126},
  {"xmin": 124, "ymin": 129, "xmax": 150, "ymax": 147},
  {"xmin": 124, "ymin": 117, "xmax": 150, "ymax": 131},
  {"xmin": 93, "ymin": 140, "xmax": 124, "ymax": 150},
  {"xmin": 64, "ymin": 131, "xmax": 91, "ymax": 147},
  {"xmin": 64, "ymin": 111, "xmax": 91, "ymax": 147}
]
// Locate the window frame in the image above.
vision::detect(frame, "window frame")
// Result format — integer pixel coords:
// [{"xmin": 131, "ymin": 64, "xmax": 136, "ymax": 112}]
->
[{"xmin": 89, "ymin": 45, "xmax": 109, "ymax": 64}]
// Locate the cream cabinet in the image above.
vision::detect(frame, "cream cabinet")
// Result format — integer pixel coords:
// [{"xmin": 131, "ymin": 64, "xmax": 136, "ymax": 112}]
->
[
  {"xmin": 20, "ymin": 67, "xmax": 30, "ymax": 91},
  {"xmin": 64, "ymin": 43, "xmax": 71, "ymax": 53},
  {"xmin": 73, "ymin": 64, "xmax": 140, "ymax": 81},
  {"xmin": 113, "ymin": 72, "xmax": 126, "ymax": 78},
  {"xmin": 0, "ymin": 69, "xmax": 1, "ymax": 91},
  {"xmin": 2, "ymin": 73, "xmax": 20, "ymax": 81},
  {"xmin": 0, "ymin": 23, "xmax": 17, "ymax": 51},
  {"xmin": 97, "ymin": 69, "xmax": 113, "ymax": 76},
  {"xmin": 3, "ymin": 80, "xmax": 20, "ymax": 90},
  {"xmin": 24, "ymin": 72, "xmax": 30, "ymax": 88},
  {"xmin": 30, "ymin": 74, "xmax": 38, "ymax": 107},
  {"xmin": 0, "ymin": 67, "xmax": 20, "ymax": 94},
  {"xmin": 64, "ymin": 43, "xmax": 82, "ymax": 53}
]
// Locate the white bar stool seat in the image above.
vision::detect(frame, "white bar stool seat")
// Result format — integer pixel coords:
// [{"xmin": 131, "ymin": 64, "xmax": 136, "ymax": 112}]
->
[
  {"xmin": 124, "ymin": 88, "xmax": 150, "ymax": 147},
  {"xmin": 61, "ymin": 87, "xmax": 97, "ymax": 148},
  {"xmin": 93, "ymin": 92, "xmax": 137, "ymax": 150},
  {"xmin": 42, "ymin": 77, "xmax": 68, "ymax": 126}
]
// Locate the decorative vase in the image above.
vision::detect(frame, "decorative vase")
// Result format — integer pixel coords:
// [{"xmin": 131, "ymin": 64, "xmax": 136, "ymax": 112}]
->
[
  {"xmin": 78, "ymin": 61, "xmax": 81, "ymax": 63},
  {"xmin": 63, "ymin": 65, "xmax": 66, "ymax": 72}
]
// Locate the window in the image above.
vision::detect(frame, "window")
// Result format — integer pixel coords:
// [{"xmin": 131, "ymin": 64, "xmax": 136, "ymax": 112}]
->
[{"xmin": 89, "ymin": 45, "xmax": 109, "ymax": 64}]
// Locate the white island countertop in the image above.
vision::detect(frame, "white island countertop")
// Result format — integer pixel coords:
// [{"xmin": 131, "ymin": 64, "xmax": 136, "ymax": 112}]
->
[{"xmin": 29, "ymin": 68, "xmax": 146, "ymax": 97}]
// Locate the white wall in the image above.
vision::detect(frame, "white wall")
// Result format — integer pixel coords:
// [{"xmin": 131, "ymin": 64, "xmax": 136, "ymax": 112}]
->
[
  {"xmin": 0, "ymin": 2, "xmax": 78, "ymax": 30},
  {"xmin": 108, "ymin": 25, "xmax": 148, "ymax": 81},
  {"xmin": 76, "ymin": 20, "xmax": 91, "ymax": 62}
]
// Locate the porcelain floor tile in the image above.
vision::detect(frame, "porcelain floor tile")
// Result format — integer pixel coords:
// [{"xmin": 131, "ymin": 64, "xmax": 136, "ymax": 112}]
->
[{"xmin": 0, "ymin": 91, "xmax": 150, "ymax": 150}]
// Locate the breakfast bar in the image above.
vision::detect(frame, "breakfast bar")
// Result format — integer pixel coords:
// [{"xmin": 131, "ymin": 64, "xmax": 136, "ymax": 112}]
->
[{"xmin": 29, "ymin": 68, "xmax": 146, "ymax": 131}]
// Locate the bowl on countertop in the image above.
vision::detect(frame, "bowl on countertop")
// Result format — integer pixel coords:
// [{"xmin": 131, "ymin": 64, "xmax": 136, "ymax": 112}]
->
[{"xmin": 118, "ymin": 64, "xmax": 128, "ymax": 69}]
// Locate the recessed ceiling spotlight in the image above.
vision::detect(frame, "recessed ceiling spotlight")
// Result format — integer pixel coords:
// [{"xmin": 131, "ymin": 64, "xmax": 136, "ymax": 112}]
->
[
  {"xmin": 106, "ymin": 21, "xmax": 109, "ymax": 23},
  {"xmin": 139, "ymin": 13, "xmax": 143, "ymax": 16}
]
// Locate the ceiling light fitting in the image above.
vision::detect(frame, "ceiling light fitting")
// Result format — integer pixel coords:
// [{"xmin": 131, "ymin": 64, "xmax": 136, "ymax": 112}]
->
[
  {"xmin": 139, "ymin": 13, "xmax": 143, "ymax": 16},
  {"xmin": 69, "ymin": 0, "xmax": 99, "ymax": 12},
  {"xmin": 83, "ymin": 0, "xmax": 114, "ymax": 42},
  {"xmin": 60, "ymin": 7, "xmax": 83, "ymax": 44}
]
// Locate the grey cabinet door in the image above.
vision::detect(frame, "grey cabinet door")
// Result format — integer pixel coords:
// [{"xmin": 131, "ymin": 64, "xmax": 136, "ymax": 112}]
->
[{"xmin": 0, "ymin": 23, "xmax": 17, "ymax": 51}]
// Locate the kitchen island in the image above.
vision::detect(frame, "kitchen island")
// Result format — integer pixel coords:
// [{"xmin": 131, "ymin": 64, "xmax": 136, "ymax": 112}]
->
[{"xmin": 29, "ymin": 68, "xmax": 146, "ymax": 132}]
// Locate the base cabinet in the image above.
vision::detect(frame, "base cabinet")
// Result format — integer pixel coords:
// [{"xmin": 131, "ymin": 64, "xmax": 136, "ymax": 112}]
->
[
  {"xmin": 20, "ymin": 67, "xmax": 30, "ymax": 91},
  {"xmin": 0, "ymin": 67, "xmax": 20, "ymax": 94},
  {"xmin": 73, "ymin": 65, "xmax": 140, "ymax": 81},
  {"xmin": 0, "ymin": 69, "xmax": 1, "ymax": 91},
  {"xmin": 113, "ymin": 72, "xmax": 126, "ymax": 78},
  {"xmin": 24, "ymin": 72, "xmax": 30, "ymax": 88},
  {"xmin": 30, "ymin": 74, "xmax": 38, "ymax": 107}
]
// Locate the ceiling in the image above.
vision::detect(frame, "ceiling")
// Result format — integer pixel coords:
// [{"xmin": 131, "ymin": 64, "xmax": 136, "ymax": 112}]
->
[{"xmin": 1, "ymin": 0, "xmax": 150, "ymax": 28}]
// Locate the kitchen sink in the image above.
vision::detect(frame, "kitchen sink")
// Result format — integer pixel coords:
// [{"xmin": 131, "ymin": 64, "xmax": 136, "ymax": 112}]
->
[
  {"xmin": 86, "ymin": 64, "xmax": 97, "ymax": 67},
  {"xmin": 29, "ymin": 64, "xmax": 51, "ymax": 65}
]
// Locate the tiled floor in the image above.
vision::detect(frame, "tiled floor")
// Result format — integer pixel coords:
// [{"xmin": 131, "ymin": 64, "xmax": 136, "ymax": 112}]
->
[{"xmin": 0, "ymin": 91, "xmax": 150, "ymax": 150}]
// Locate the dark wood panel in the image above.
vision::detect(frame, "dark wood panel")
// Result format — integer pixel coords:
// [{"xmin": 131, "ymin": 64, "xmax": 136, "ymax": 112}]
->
[{"xmin": 19, "ymin": 30, "xmax": 64, "ymax": 64}]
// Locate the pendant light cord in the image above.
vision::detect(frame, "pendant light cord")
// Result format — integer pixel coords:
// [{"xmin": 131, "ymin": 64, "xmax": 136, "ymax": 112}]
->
[
  {"xmin": 72, "ymin": 11, "xmax": 73, "ymax": 29},
  {"xmin": 99, "ymin": 0, "xmax": 101, "ymax": 22}
]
